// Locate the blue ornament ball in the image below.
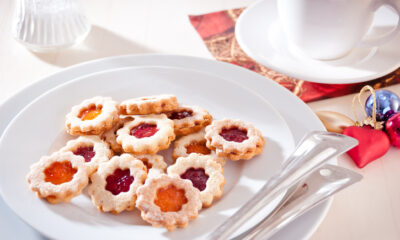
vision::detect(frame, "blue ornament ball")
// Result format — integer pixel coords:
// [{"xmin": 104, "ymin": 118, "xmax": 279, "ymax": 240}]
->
[{"xmin": 365, "ymin": 90, "xmax": 400, "ymax": 121}]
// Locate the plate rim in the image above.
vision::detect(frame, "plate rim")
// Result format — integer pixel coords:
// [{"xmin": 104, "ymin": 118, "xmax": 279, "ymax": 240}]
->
[
  {"xmin": 0, "ymin": 53, "xmax": 332, "ymax": 240},
  {"xmin": 235, "ymin": 0, "xmax": 400, "ymax": 84}
]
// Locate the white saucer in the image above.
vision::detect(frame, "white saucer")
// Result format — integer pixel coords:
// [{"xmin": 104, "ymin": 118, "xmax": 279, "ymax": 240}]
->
[{"xmin": 236, "ymin": 0, "xmax": 400, "ymax": 84}]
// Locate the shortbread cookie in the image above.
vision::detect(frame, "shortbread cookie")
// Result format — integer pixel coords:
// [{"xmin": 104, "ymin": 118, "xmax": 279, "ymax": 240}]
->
[
  {"xmin": 120, "ymin": 94, "xmax": 178, "ymax": 115},
  {"xmin": 101, "ymin": 116, "xmax": 134, "ymax": 153},
  {"xmin": 172, "ymin": 130, "xmax": 225, "ymax": 166},
  {"xmin": 165, "ymin": 105, "xmax": 212, "ymax": 136},
  {"xmin": 60, "ymin": 136, "xmax": 112, "ymax": 174},
  {"xmin": 66, "ymin": 96, "xmax": 119, "ymax": 136},
  {"xmin": 136, "ymin": 174, "xmax": 202, "ymax": 231},
  {"xmin": 27, "ymin": 151, "xmax": 90, "ymax": 204},
  {"xmin": 205, "ymin": 119, "xmax": 265, "ymax": 160},
  {"xmin": 134, "ymin": 154, "xmax": 168, "ymax": 173},
  {"xmin": 88, "ymin": 154, "xmax": 147, "ymax": 214},
  {"xmin": 116, "ymin": 114, "xmax": 175, "ymax": 154},
  {"xmin": 168, "ymin": 154, "xmax": 225, "ymax": 207}
]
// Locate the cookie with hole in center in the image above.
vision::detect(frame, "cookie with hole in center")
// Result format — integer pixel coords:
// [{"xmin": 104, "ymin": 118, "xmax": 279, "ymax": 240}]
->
[
  {"xmin": 27, "ymin": 151, "xmax": 90, "ymax": 204},
  {"xmin": 60, "ymin": 135, "xmax": 112, "ymax": 174},
  {"xmin": 168, "ymin": 153, "xmax": 225, "ymax": 207},
  {"xmin": 116, "ymin": 114, "xmax": 175, "ymax": 154},
  {"xmin": 65, "ymin": 96, "xmax": 119, "ymax": 136},
  {"xmin": 88, "ymin": 154, "xmax": 147, "ymax": 214},
  {"xmin": 172, "ymin": 130, "xmax": 225, "ymax": 166},
  {"xmin": 205, "ymin": 119, "xmax": 265, "ymax": 160},
  {"xmin": 136, "ymin": 174, "xmax": 202, "ymax": 231},
  {"xmin": 165, "ymin": 105, "xmax": 212, "ymax": 136},
  {"xmin": 101, "ymin": 116, "xmax": 134, "ymax": 154}
]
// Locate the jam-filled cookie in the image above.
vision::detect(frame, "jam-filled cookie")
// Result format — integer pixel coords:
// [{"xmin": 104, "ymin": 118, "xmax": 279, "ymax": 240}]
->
[
  {"xmin": 27, "ymin": 151, "xmax": 90, "ymax": 204},
  {"xmin": 134, "ymin": 154, "xmax": 168, "ymax": 173},
  {"xmin": 120, "ymin": 94, "xmax": 178, "ymax": 115},
  {"xmin": 88, "ymin": 154, "xmax": 147, "ymax": 214},
  {"xmin": 60, "ymin": 136, "xmax": 112, "ymax": 174},
  {"xmin": 172, "ymin": 130, "xmax": 225, "ymax": 166},
  {"xmin": 136, "ymin": 174, "xmax": 202, "ymax": 231},
  {"xmin": 205, "ymin": 119, "xmax": 265, "ymax": 161},
  {"xmin": 116, "ymin": 114, "xmax": 175, "ymax": 154},
  {"xmin": 165, "ymin": 105, "xmax": 212, "ymax": 136},
  {"xmin": 101, "ymin": 116, "xmax": 134, "ymax": 154},
  {"xmin": 167, "ymin": 154, "xmax": 225, "ymax": 207},
  {"xmin": 66, "ymin": 96, "xmax": 119, "ymax": 136}
]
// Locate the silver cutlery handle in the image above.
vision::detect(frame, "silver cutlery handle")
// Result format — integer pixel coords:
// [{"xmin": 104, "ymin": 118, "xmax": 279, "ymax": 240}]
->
[
  {"xmin": 250, "ymin": 164, "xmax": 362, "ymax": 240},
  {"xmin": 207, "ymin": 131, "xmax": 358, "ymax": 240}
]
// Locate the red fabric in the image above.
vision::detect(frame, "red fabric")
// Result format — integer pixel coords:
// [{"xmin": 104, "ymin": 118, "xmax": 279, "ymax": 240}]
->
[
  {"xmin": 189, "ymin": 9, "xmax": 400, "ymax": 102},
  {"xmin": 343, "ymin": 126, "xmax": 390, "ymax": 168},
  {"xmin": 190, "ymin": 12, "xmax": 235, "ymax": 39}
]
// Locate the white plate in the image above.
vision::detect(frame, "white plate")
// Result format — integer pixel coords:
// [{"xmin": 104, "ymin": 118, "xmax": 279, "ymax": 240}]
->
[
  {"xmin": 0, "ymin": 54, "xmax": 331, "ymax": 240},
  {"xmin": 0, "ymin": 66, "xmax": 294, "ymax": 239},
  {"xmin": 236, "ymin": 0, "xmax": 400, "ymax": 84}
]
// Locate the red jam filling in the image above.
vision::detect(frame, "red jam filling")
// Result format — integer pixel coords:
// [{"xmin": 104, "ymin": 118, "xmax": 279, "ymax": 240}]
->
[
  {"xmin": 168, "ymin": 110, "xmax": 193, "ymax": 120},
  {"xmin": 180, "ymin": 168, "xmax": 209, "ymax": 191},
  {"xmin": 130, "ymin": 123, "xmax": 158, "ymax": 138},
  {"xmin": 220, "ymin": 127, "xmax": 248, "ymax": 143},
  {"xmin": 105, "ymin": 169, "xmax": 134, "ymax": 195},
  {"xmin": 73, "ymin": 146, "xmax": 95, "ymax": 162},
  {"xmin": 154, "ymin": 184, "xmax": 188, "ymax": 212},
  {"xmin": 44, "ymin": 161, "xmax": 77, "ymax": 185}
]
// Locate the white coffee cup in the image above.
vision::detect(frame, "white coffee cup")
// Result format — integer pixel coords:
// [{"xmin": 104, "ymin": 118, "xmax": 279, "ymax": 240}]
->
[{"xmin": 277, "ymin": 0, "xmax": 400, "ymax": 60}]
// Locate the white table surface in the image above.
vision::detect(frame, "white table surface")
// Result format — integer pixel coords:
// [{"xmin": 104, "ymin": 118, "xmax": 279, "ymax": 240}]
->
[{"xmin": 1, "ymin": 0, "xmax": 400, "ymax": 239}]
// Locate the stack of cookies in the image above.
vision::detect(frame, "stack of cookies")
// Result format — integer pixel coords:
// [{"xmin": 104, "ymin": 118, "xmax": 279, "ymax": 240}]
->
[{"xmin": 26, "ymin": 94, "xmax": 265, "ymax": 231}]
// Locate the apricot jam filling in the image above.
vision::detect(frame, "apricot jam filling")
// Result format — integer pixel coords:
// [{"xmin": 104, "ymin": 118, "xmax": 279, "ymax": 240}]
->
[
  {"xmin": 141, "ymin": 158, "xmax": 153, "ymax": 173},
  {"xmin": 168, "ymin": 110, "xmax": 193, "ymax": 120},
  {"xmin": 220, "ymin": 127, "xmax": 248, "ymax": 143},
  {"xmin": 154, "ymin": 184, "xmax": 188, "ymax": 212},
  {"xmin": 105, "ymin": 169, "xmax": 134, "ymax": 195},
  {"xmin": 130, "ymin": 123, "xmax": 158, "ymax": 138},
  {"xmin": 180, "ymin": 168, "xmax": 209, "ymax": 191},
  {"xmin": 44, "ymin": 161, "xmax": 77, "ymax": 185},
  {"xmin": 79, "ymin": 105, "xmax": 102, "ymax": 121},
  {"xmin": 73, "ymin": 146, "xmax": 95, "ymax": 162},
  {"xmin": 186, "ymin": 140, "xmax": 211, "ymax": 155}
]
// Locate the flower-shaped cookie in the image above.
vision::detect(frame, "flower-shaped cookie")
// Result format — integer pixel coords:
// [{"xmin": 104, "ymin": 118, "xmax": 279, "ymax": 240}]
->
[
  {"xmin": 134, "ymin": 154, "xmax": 168, "ymax": 173},
  {"xmin": 116, "ymin": 114, "xmax": 175, "ymax": 154},
  {"xmin": 120, "ymin": 94, "xmax": 178, "ymax": 115},
  {"xmin": 60, "ymin": 136, "xmax": 112, "ymax": 174},
  {"xmin": 27, "ymin": 151, "xmax": 90, "ymax": 204},
  {"xmin": 172, "ymin": 130, "xmax": 225, "ymax": 166},
  {"xmin": 205, "ymin": 119, "xmax": 265, "ymax": 160},
  {"xmin": 168, "ymin": 154, "xmax": 225, "ymax": 207},
  {"xmin": 88, "ymin": 154, "xmax": 147, "ymax": 214},
  {"xmin": 136, "ymin": 174, "xmax": 202, "ymax": 231},
  {"xmin": 165, "ymin": 105, "xmax": 212, "ymax": 136},
  {"xmin": 65, "ymin": 96, "xmax": 119, "ymax": 136},
  {"xmin": 101, "ymin": 116, "xmax": 134, "ymax": 153}
]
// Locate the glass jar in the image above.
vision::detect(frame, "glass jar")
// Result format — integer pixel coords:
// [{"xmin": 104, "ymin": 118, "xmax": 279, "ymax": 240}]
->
[{"xmin": 12, "ymin": 0, "xmax": 91, "ymax": 52}]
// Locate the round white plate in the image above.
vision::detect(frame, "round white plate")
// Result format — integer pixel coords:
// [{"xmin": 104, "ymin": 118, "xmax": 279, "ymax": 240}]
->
[
  {"xmin": 0, "ymin": 54, "xmax": 331, "ymax": 240},
  {"xmin": 0, "ymin": 66, "xmax": 294, "ymax": 239},
  {"xmin": 236, "ymin": 0, "xmax": 400, "ymax": 84}
]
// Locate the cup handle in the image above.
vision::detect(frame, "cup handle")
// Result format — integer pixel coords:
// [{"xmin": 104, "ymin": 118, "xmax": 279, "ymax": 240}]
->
[{"xmin": 360, "ymin": 0, "xmax": 400, "ymax": 47}]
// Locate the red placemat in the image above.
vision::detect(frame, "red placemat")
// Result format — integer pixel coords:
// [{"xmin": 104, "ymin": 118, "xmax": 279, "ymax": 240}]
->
[{"xmin": 189, "ymin": 8, "xmax": 400, "ymax": 102}]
